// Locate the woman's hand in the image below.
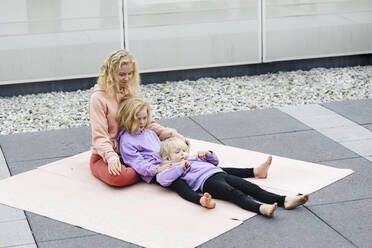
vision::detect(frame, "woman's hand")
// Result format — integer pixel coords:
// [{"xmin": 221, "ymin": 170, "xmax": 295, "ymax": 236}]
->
[
  {"xmin": 108, "ymin": 158, "xmax": 122, "ymax": 176},
  {"xmin": 156, "ymin": 163, "xmax": 173, "ymax": 174},
  {"xmin": 196, "ymin": 151, "xmax": 211, "ymax": 160}
]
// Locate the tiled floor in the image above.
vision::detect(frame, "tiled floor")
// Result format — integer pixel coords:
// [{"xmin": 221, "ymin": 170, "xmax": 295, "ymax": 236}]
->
[{"xmin": 0, "ymin": 99, "xmax": 371, "ymax": 248}]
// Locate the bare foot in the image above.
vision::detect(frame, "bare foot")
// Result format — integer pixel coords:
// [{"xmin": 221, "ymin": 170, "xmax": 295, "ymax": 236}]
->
[
  {"xmin": 254, "ymin": 156, "xmax": 272, "ymax": 179},
  {"xmin": 259, "ymin": 203, "xmax": 278, "ymax": 217},
  {"xmin": 200, "ymin": 192, "xmax": 216, "ymax": 209},
  {"xmin": 284, "ymin": 194, "xmax": 309, "ymax": 210}
]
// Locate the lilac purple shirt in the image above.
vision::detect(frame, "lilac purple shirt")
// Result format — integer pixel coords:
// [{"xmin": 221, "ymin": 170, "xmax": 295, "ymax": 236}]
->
[
  {"xmin": 156, "ymin": 154, "xmax": 223, "ymax": 191},
  {"xmin": 118, "ymin": 129, "xmax": 162, "ymax": 183},
  {"xmin": 118, "ymin": 128, "xmax": 224, "ymax": 190}
]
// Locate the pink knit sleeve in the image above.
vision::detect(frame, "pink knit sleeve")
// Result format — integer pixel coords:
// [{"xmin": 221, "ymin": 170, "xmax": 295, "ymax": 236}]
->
[
  {"xmin": 147, "ymin": 121, "xmax": 185, "ymax": 141},
  {"xmin": 89, "ymin": 93, "xmax": 119, "ymax": 163}
]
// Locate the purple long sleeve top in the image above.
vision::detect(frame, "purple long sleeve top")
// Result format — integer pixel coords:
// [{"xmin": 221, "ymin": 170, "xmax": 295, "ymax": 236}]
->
[
  {"xmin": 117, "ymin": 129, "xmax": 162, "ymax": 183},
  {"xmin": 156, "ymin": 153, "xmax": 223, "ymax": 191}
]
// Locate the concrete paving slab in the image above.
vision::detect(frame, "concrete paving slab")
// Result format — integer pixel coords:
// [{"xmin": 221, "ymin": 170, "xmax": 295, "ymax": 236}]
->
[
  {"xmin": 12, "ymin": 244, "xmax": 38, "ymax": 248},
  {"xmin": 0, "ymin": 219, "xmax": 35, "ymax": 247},
  {"xmin": 308, "ymin": 157, "xmax": 372, "ymax": 205},
  {"xmin": 25, "ymin": 212, "xmax": 94, "ymax": 243},
  {"xmin": 157, "ymin": 117, "xmax": 221, "ymax": 143},
  {"xmin": 0, "ymin": 146, "xmax": 10, "ymax": 180},
  {"xmin": 279, "ymin": 103, "xmax": 334, "ymax": 116},
  {"xmin": 0, "ymin": 203, "xmax": 26, "ymax": 222},
  {"xmin": 309, "ymin": 199, "xmax": 372, "ymax": 248},
  {"xmin": 0, "ymin": 127, "xmax": 91, "ymax": 163},
  {"xmin": 340, "ymin": 139, "xmax": 372, "ymax": 157},
  {"xmin": 280, "ymin": 104, "xmax": 357, "ymax": 129},
  {"xmin": 201, "ymin": 207, "xmax": 353, "ymax": 248},
  {"xmin": 317, "ymin": 125, "xmax": 372, "ymax": 142},
  {"xmin": 37, "ymin": 234, "xmax": 139, "ymax": 248},
  {"xmin": 8, "ymin": 157, "xmax": 64, "ymax": 176},
  {"xmin": 222, "ymin": 130, "xmax": 358, "ymax": 163},
  {"xmin": 364, "ymin": 124, "xmax": 372, "ymax": 131},
  {"xmin": 322, "ymin": 99, "xmax": 372, "ymax": 125},
  {"xmin": 191, "ymin": 108, "xmax": 310, "ymax": 139}
]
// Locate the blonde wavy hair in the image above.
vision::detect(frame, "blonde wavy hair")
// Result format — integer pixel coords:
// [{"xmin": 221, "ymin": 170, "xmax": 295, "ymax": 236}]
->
[
  {"xmin": 97, "ymin": 49, "xmax": 140, "ymax": 98},
  {"xmin": 160, "ymin": 137, "xmax": 189, "ymax": 161},
  {"xmin": 117, "ymin": 96, "xmax": 151, "ymax": 135}
]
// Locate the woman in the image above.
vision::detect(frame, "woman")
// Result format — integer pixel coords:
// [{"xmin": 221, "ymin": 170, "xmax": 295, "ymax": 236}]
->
[{"xmin": 89, "ymin": 49, "xmax": 185, "ymax": 186}]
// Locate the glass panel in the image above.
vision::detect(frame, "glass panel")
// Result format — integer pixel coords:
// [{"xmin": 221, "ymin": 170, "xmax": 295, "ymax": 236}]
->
[
  {"xmin": 126, "ymin": 0, "xmax": 261, "ymax": 72},
  {"xmin": 0, "ymin": 0, "xmax": 122, "ymax": 84},
  {"xmin": 264, "ymin": 0, "xmax": 372, "ymax": 62}
]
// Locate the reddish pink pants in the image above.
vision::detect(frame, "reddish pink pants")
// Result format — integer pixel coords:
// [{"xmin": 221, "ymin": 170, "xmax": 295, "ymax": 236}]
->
[{"xmin": 90, "ymin": 154, "xmax": 139, "ymax": 187}]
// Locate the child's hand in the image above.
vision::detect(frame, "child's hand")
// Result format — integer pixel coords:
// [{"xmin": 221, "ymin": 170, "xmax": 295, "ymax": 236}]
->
[
  {"xmin": 196, "ymin": 151, "xmax": 211, "ymax": 160},
  {"xmin": 156, "ymin": 163, "xmax": 172, "ymax": 174},
  {"xmin": 182, "ymin": 161, "xmax": 191, "ymax": 170}
]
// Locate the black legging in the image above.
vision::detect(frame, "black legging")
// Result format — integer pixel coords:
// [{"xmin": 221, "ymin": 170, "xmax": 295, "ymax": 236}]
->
[
  {"xmin": 152, "ymin": 167, "xmax": 255, "ymax": 205},
  {"xmin": 203, "ymin": 172, "xmax": 285, "ymax": 214}
]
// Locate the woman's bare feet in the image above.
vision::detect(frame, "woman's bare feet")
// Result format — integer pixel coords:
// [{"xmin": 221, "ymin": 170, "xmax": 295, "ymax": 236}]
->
[
  {"xmin": 259, "ymin": 203, "xmax": 278, "ymax": 217},
  {"xmin": 200, "ymin": 192, "xmax": 216, "ymax": 209},
  {"xmin": 284, "ymin": 194, "xmax": 309, "ymax": 210},
  {"xmin": 254, "ymin": 156, "xmax": 272, "ymax": 179}
]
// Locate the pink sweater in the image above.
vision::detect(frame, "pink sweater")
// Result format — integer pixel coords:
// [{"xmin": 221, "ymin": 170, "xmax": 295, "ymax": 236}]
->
[{"xmin": 89, "ymin": 85, "xmax": 182, "ymax": 163}]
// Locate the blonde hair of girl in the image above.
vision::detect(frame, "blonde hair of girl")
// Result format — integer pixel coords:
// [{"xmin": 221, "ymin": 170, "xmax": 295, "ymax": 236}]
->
[
  {"xmin": 160, "ymin": 137, "xmax": 189, "ymax": 161},
  {"xmin": 97, "ymin": 49, "xmax": 140, "ymax": 98},
  {"xmin": 117, "ymin": 96, "xmax": 151, "ymax": 135}
]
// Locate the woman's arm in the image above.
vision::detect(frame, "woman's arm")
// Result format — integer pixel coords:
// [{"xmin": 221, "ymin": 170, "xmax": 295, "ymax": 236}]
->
[
  {"xmin": 147, "ymin": 121, "xmax": 186, "ymax": 142},
  {"xmin": 89, "ymin": 93, "xmax": 119, "ymax": 164}
]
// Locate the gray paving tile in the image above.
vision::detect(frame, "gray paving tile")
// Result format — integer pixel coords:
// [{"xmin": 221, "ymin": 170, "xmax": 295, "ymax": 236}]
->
[
  {"xmin": 322, "ymin": 99, "xmax": 372, "ymax": 125},
  {"xmin": 310, "ymin": 199, "xmax": 372, "ymax": 248},
  {"xmin": 280, "ymin": 104, "xmax": 357, "ymax": 129},
  {"xmin": 0, "ymin": 127, "xmax": 91, "ymax": 163},
  {"xmin": 25, "ymin": 212, "xmax": 94, "ymax": 242},
  {"xmin": 201, "ymin": 207, "xmax": 353, "ymax": 248},
  {"xmin": 157, "ymin": 117, "xmax": 221, "ymax": 143},
  {"xmin": 222, "ymin": 130, "xmax": 358, "ymax": 163},
  {"xmin": 0, "ymin": 219, "xmax": 35, "ymax": 247},
  {"xmin": 364, "ymin": 124, "xmax": 372, "ymax": 131},
  {"xmin": 309, "ymin": 157, "xmax": 372, "ymax": 205},
  {"xmin": 37, "ymin": 234, "xmax": 139, "ymax": 248},
  {"xmin": 12, "ymin": 244, "xmax": 38, "ymax": 248},
  {"xmin": 0, "ymin": 203, "xmax": 25, "ymax": 222},
  {"xmin": 340, "ymin": 139, "xmax": 372, "ymax": 157},
  {"xmin": 8, "ymin": 157, "xmax": 63, "ymax": 176},
  {"xmin": 317, "ymin": 125, "xmax": 372, "ymax": 142},
  {"xmin": 0, "ymin": 146, "xmax": 10, "ymax": 179},
  {"xmin": 191, "ymin": 108, "xmax": 310, "ymax": 139}
]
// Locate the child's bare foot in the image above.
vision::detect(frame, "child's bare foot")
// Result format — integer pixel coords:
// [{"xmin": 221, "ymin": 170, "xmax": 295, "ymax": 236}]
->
[
  {"xmin": 254, "ymin": 156, "xmax": 272, "ymax": 179},
  {"xmin": 259, "ymin": 203, "xmax": 278, "ymax": 217},
  {"xmin": 200, "ymin": 192, "xmax": 216, "ymax": 209},
  {"xmin": 284, "ymin": 194, "xmax": 309, "ymax": 210}
]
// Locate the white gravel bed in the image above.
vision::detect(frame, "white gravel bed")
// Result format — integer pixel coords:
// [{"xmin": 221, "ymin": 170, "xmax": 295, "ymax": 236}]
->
[{"xmin": 1, "ymin": 65, "xmax": 371, "ymax": 135}]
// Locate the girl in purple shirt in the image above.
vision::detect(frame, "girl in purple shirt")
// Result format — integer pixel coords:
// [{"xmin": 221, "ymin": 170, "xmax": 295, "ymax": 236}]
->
[
  {"xmin": 117, "ymin": 96, "xmax": 307, "ymax": 214},
  {"xmin": 157, "ymin": 137, "xmax": 310, "ymax": 217}
]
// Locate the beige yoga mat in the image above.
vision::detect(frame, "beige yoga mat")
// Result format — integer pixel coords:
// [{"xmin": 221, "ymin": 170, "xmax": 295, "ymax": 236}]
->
[{"xmin": 0, "ymin": 139, "xmax": 353, "ymax": 248}]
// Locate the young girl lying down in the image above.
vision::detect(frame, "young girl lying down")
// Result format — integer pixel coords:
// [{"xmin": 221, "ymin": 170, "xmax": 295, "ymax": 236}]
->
[
  {"xmin": 157, "ymin": 137, "xmax": 309, "ymax": 217},
  {"xmin": 117, "ymin": 96, "xmax": 308, "ymax": 215}
]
